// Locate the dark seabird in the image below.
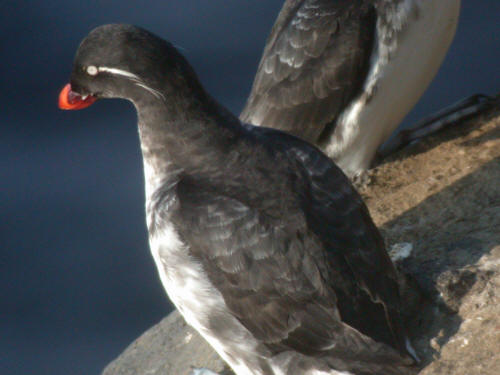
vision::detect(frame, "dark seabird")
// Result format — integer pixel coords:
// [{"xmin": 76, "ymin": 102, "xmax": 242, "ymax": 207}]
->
[
  {"xmin": 59, "ymin": 24, "xmax": 419, "ymax": 375},
  {"xmin": 241, "ymin": 0, "xmax": 462, "ymax": 176}
]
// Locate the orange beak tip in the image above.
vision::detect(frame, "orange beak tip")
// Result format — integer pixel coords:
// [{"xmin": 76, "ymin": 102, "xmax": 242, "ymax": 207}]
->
[{"xmin": 58, "ymin": 83, "xmax": 96, "ymax": 110}]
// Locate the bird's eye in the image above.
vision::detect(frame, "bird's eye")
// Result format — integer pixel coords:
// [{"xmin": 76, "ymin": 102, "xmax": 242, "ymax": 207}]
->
[{"xmin": 86, "ymin": 65, "xmax": 98, "ymax": 76}]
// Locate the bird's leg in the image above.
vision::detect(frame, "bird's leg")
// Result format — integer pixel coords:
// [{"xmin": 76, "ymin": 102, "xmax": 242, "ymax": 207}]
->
[{"xmin": 379, "ymin": 94, "xmax": 495, "ymax": 157}]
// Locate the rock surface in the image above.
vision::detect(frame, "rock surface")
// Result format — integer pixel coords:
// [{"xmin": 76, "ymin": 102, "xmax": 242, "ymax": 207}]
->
[{"xmin": 102, "ymin": 102, "xmax": 500, "ymax": 375}]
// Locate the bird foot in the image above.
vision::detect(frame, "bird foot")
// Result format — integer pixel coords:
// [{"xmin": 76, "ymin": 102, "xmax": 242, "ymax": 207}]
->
[{"xmin": 350, "ymin": 169, "xmax": 374, "ymax": 190}]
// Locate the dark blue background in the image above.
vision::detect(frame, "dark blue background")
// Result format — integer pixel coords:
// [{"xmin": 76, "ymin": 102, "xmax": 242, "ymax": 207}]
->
[{"xmin": 1, "ymin": 1, "xmax": 499, "ymax": 374}]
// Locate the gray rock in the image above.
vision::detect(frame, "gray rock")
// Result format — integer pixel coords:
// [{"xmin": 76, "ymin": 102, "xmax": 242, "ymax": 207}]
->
[{"xmin": 102, "ymin": 312, "xmax": 230, "ymax": 375}]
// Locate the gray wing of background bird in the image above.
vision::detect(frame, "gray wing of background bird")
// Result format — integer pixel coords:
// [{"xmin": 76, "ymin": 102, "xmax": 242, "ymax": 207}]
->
[{"xmin": 240, "ymin": 0, "xmax": 376, "ymax": 144}]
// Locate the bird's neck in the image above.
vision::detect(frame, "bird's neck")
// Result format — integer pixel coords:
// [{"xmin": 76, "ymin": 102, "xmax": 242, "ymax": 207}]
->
[{"xmin": 133, "ymin": 85, "xmax": 241, "ymax": 199}]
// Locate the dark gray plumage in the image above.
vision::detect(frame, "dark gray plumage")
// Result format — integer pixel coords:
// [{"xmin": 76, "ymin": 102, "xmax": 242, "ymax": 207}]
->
[
  {"xmin": 60, "ymin": 24, "xmax": 418, "ymax": 375},
  {"xmin": 241, "ymin": 0, "xmax": 461, "ymax": 176},
  {"xmin": 241, "ymin": 0, "xmax": 376, "ymax": 143}
]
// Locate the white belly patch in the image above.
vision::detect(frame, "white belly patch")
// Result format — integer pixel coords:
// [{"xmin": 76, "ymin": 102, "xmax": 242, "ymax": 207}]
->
[
  {"xmin": 326, "ymin": 0, "xmax": 461, "ymax": 175},
  {"xmin": 148, "ymin": 222, "xmax": 269, "ymax": 375}
]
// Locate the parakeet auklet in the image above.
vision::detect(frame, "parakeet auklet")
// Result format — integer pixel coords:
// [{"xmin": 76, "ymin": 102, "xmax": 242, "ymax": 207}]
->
[
  {"xmin": 241, "ymin": 0, "xmax": 461, "ymax": 176},
  {"xmin": 59, "ymin": 24, "xmax": 419, "ymax": 375}
]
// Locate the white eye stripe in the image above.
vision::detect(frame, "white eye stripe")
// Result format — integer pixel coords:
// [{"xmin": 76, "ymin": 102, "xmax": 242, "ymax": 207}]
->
[
  {"xmin": 134, "ymin": 82, "xmax": 165, "ymax": 101},
  {"xmin": 97, "ymin": 66, "xmax": 140, "ymax": 79},
  {"xmin": 84, "ymin": 66, "xmax": 140, "ymax": 80},
  {"xmin": 85, "ymin": 65, "xmax": 164, "ymax": 101}
]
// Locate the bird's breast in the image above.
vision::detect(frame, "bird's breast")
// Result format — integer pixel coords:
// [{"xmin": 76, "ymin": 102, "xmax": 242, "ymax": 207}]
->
[{"xmin": 148, "ymin": 221, "xmax": 269, "ymax": 375}]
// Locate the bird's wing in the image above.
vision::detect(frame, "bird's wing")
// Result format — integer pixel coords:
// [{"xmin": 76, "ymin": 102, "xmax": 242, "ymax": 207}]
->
[
  {"xmin": 255, "ymin": 125, "xmax": 412, "ymax": 356},
  {"xmin": 172, "ymin": 129, "xmax": 413, "ymax": 367},
  {"xmin": 240, "ymin": 0, "xmax": 376, "ymax": 143}
]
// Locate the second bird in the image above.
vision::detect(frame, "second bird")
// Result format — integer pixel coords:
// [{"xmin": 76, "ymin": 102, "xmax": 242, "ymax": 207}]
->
[{"xmin": 241, "ymin": 0, "xmax": 461, "ymax": 176}]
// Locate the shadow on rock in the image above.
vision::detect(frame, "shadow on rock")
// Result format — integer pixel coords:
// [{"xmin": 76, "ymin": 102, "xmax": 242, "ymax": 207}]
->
[{"xmin": 382, "ymin": 157, "xmax": 499, "ymax": 368}]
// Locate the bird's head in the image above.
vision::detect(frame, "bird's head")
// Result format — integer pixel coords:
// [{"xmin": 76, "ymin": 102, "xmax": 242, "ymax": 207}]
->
[{"xmin": 59, "ymin": 24, "xmax": 184, "ymax": 110}]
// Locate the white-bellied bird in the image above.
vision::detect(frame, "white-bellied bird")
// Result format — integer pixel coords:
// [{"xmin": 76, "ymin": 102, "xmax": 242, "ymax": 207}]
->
[{"xmin": 241, "ymin": 0, "xmax": 461, "ymax": 177}]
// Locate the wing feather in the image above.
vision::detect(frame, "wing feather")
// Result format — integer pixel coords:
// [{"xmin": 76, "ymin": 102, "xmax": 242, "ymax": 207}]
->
[
  {"xmin": 240, "ymin": 0, "xmax": 376, "ymax": 143},
  {"xmin": 170, "ymin": 126, "xmax": 414, "ymax": 369}
]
